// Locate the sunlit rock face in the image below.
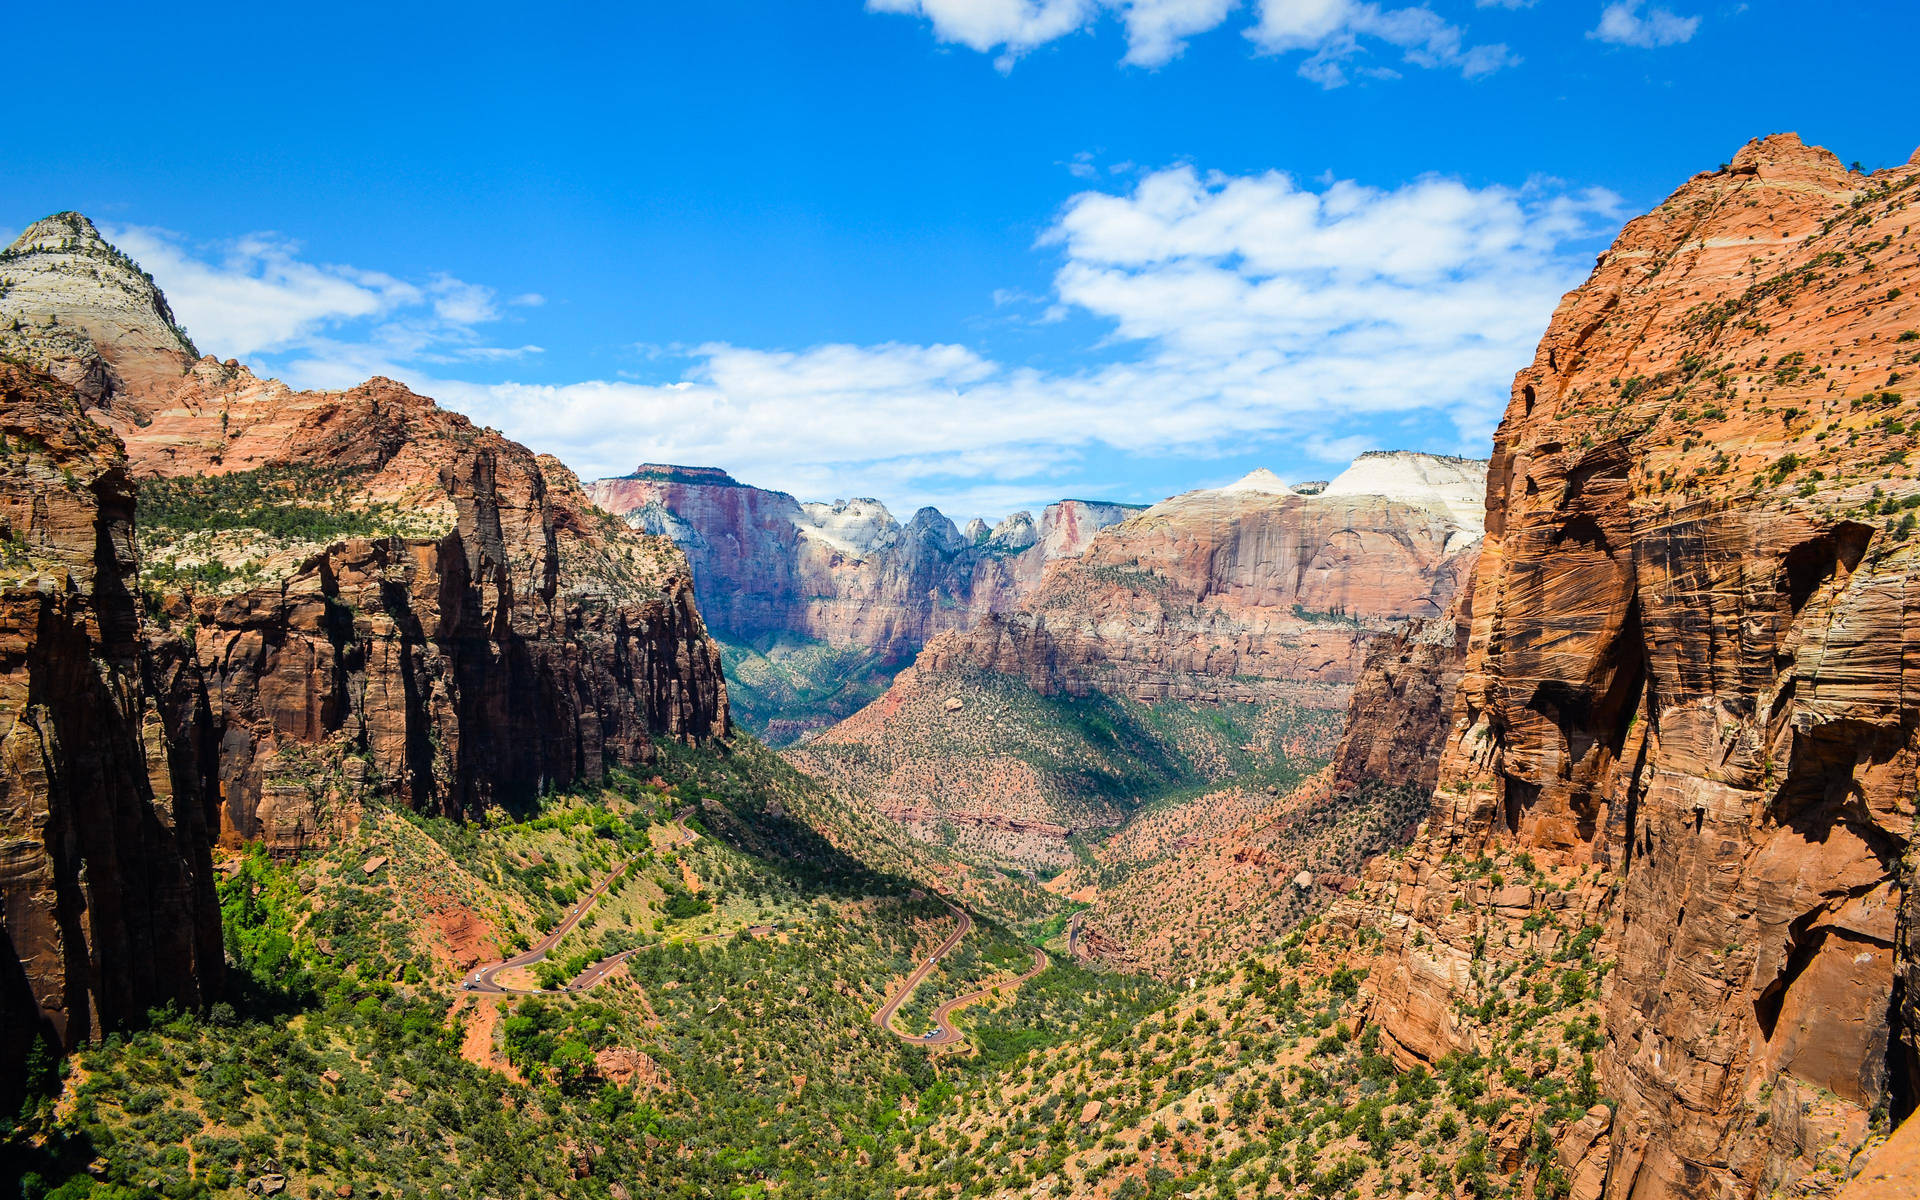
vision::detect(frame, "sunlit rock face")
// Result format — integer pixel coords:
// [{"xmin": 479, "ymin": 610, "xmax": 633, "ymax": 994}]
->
[
  {"xmin": 911, "ymin": 456, "xmax": 1487, "ymax": 705},
  {"xmin": 587, "ymin": 465, "xmax": 1142, "ymax": 655},
  {"xmin": 1349, "ymin": 134, "xmax": 1920, "ymax": 1198},
  {"xmin": 0, "ymin": 215, "xmax": 730, "ymax": 853}
]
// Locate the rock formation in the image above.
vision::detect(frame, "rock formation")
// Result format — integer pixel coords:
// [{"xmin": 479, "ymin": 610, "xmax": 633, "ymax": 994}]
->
[
  {"xmin": 912, "ymin": 457, "xmax": 1485, "ymax": 705},
  {"xmin": 0, "ymin": 213, "xmax": 729, "ymax": 851},
  {"xmin": 1329, "ymin": 575, "xmax": 1475, "ymax": 798},
  {"xmin": 791, "ymin": 457, "xmax": 1483, "ymax": 866},
  {"xmin": 1344, "ymin": 134, "xmax": 1920, "ymax": 1197},
  {"xmin": 585, "ymin": 464, "xmax": 1141, "ymax": 655},
  {"xmin": 0, "ymin": 362, "xmax": 223, "ymax": 1107}
]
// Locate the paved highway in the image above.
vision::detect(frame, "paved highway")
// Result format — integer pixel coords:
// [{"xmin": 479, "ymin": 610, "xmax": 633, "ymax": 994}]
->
[
  {"xmin": 464, "ymin": 807, "xmax": 700, "ymax": 997},
  {"xmin": 872, "ymin": 903, "xmax": 1052, "ymax": 1048}
]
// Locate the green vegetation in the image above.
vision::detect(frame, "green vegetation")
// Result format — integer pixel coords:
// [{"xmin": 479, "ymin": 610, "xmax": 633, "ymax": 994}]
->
[
  {"xmin": 715, "ymin": 633, "xmax": 903, "ymax": 746},
  {"xmin": 137, "ymin": 467, "xmax": 385, "ymax": 543}
]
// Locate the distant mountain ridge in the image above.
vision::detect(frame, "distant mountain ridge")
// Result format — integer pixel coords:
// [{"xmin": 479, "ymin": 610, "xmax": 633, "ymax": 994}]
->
[{"xmin": 586, "ymin": 467, "xmax": 1145, "ymax": 657}]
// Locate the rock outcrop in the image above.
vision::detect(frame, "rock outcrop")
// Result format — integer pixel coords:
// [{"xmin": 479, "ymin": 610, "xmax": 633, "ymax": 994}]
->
[
  {"xmin": 1347, "ymin": 134, "xmax": 1920, "ymax": 1198},
  {"xmin": 0, "ymin": 214, "xmax": 729, "ymax": 852},
  {"xmin": 913, "ymin": 457, "xmax": 1486, "ymax": 705},
  {"xmin": 1329, "ymin": 571, "xmax": 1475, "ymax": 797},
  {"xmin": 585, "ymin": 465, "xmax": 1141, "ymax": 655},
  {"xmin": 0, "ymin": 362, "xmax": 222, "ymax": 1107}
]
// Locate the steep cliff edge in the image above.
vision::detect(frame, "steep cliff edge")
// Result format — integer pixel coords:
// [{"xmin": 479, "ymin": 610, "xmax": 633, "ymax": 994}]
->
[
  {"xmin": 0, "ymin": 363, "xmax": 222, "ymax": 1108},
  {"xmin": 913, "ymin": 456, "xmax": 1484, "ymax": 704},
  {"xmin": 0, "ymin": 214, "xmax": 729, "ymax": 850},
  {"xmin": 586, "ymin": 464, "xmax": 1141, "ymax": 655},
  {"xmin": 1045, "ymin": 562, "xmax": 1474, "ymax": 979},
  {"xmin": 1344, "ymin": 134, "xmax": 1920, "ymax": 1198}
]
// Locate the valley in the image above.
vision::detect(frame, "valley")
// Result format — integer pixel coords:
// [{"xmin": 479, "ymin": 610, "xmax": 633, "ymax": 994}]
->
[{"xmin": 4, "ymin": 126, "xmax": 1920, "ymax": 1200}]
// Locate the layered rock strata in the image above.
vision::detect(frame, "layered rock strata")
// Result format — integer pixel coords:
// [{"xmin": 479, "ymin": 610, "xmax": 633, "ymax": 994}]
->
[
  {"xmin": 0, "ymin": 363, "xmax": 223, "ymax": 1106},
  {"xmin": 1346, "ymin": 134, "xmax": 1920, "ymax": 1198},
  {"xmin": 585, "ymin": 464, "xmax": 1141, "ymax": 655},
  {"xmin": 913, "ymin": 458, "xmax": 1485, "ymax": 705},
  {"xmin": 0, "ymin": 213, "xmax": 728, "ymax": 851}
]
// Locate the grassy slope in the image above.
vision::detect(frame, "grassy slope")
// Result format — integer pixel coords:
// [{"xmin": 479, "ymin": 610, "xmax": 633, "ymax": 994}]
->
[
  {"xmin": 5, "ymin": 740, "xmax": 1616, "ymax": 1200},
  {"xmin": 790, "ymin": 668, "xmax": 1347, "ymax": 872}
]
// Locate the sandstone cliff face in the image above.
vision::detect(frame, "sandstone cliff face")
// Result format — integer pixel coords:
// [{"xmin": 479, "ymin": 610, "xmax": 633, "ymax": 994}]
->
[
  {"xmin": 915, "ymin": 458, "xmax": 1484, "ymax": 705},
  {"xmin": 1348, "ymin": 135, "xmax": 1920, "ymax": 1198},
  {"xmin": 0, "ymin": 363, "xmax": 222, "ymax": 1106},
  {"xmin": 0, "ymin": 215, "xmax": 729, "ymax": 852},
  {"xmin": 1329, "ymin": 578, "xmax": 1474, "ymax": 798},
  {"xmin": 585, "ymin": 465, "xmax": 1141, "ymax": 655}
]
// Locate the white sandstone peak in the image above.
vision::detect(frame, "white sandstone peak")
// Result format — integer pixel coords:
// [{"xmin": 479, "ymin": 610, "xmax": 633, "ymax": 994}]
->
[
  {"xmin": 1218, "ymin": 468, "xmax": 1294, "ymax": 495},
  {"xmin": 1323, "ymin": 451, "xmax": 1487, "ymax": 532},
  {"xmin": 796, "ymin": 498, "xmax": 901, "ymax": 557}
]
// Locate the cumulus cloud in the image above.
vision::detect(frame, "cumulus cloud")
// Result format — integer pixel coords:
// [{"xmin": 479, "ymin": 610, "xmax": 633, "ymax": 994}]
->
[
  {"xmin": 128, "ymin": 168, "xmax": 1620, "ymax": 516},
  {"xmin": 1589, "ymin": 0, "xmax": 1699, "ymax": 48},
  {"xmin": 431, "ymin": 167, "xmax": 1618, "ymax": 509},
  {"xmin": 868, "ymin": 0, "xmax": 1514, "ymax": 80},
  {"xmin": 1249, "ymin": 0, "xmax": 1516, "ymax": 86}
]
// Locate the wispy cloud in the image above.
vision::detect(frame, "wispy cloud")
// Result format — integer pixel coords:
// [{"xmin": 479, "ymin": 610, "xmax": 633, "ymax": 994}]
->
[
  {"xmin": 868, "ymin": 0, "xmax": 1516, "ymax": 83},
  {"xmin": 1589, "ymin": 1, "xmax": 1699, "ymax": 48},
  {"xmin": 103, "ymin": 224, "xmax": 529, "ymax": 367}
]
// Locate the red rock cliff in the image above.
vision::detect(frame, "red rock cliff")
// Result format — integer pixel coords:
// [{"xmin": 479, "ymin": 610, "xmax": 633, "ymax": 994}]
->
[
  {"xmin": 0, "ymin": 213, "xmax": 729, "ymax": 851},
  {"xmin": 917, "ymin": 462, "xmax": 1484, "ymax": 706},
  {"xmin": 1351, "ymin": 134, "xmax": 1920, "ymax": 1198},
  {"xmin": 0, "ymin": 363, "xmax": 223, "ymax": 1106},
  {"xmin": 585, "ymin": 465, "xmax": 1142, "ymax": 655}
]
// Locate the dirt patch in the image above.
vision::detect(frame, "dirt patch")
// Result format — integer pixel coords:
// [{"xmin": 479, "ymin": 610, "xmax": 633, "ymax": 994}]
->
[
  {"xmin": 679, "ymin": 858, "xmax": 702, "ymax": 894},
  {"xmin": 426, "ymin": 893, "xmax": 501, "ymax": 971},
  {"xmin": 450, "ymin": 996, "xmax": 524, "ymax": 1085}
]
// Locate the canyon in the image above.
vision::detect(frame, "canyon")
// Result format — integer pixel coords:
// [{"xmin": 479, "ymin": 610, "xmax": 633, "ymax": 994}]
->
[
  {"xmin": 0, "ymin": 214, "xmax": 728, "ymax": 1083},
  {"xmin": 5, "ymin": 129, "xmax": 1920, "ymax": 1200},
  {"xmin": 789, "ymin": 455, "xmax": 1486, "ymax": 865}
]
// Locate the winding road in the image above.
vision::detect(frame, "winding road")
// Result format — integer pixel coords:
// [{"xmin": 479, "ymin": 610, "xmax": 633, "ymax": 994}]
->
[
  {"xmin": 464, "ymin": 808, "xmax": 700, "ymax": 997},
  {"xmin": 872, "ymin": 903, "xmax": 1050, "ymax": 1048},
  {"xmin": 461, "ymin": 808, "xmax": 1050, "ymax": 1038}
]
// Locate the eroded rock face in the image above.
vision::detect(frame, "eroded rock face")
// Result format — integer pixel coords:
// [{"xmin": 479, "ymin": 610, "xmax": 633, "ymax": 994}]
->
[
  {"xmin": 1352, "ymin": 134, "xmax": 1920, "ymax": 1197},
  {"xmin": 1329, "ymin": 574, "xmax": 1475, "ymax": 798},
  {"xmin": 916, "ymin": 458, "xmax": 1485, "ymax": 705},
  {"xmin": 0, "ymin": 363, "xmax": 222, "ymax": 1106},
  {"xmin": 585, "ymin": 465, "xmax": 1142, "ymax": 655},
  {"xmin": 0, "ymin": 217, "xmax": 729, "ymax": 851}
]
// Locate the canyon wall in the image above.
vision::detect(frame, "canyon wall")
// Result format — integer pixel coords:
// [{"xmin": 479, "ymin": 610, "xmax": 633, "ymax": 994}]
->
[
  {"xmin": 914, "ymin": 458, "xmax": 1484, "ymax": 705},
  {"xmin": 0, "ymin": 212, "xmax": 729, "ymax": 851},
  {"xmin": 1345, "ymin": 134, "xmax": 1920, "ymax": 1198},
  {"xmin": 0, "ymin": 363, "xmax": 223, "ymax": 1106},
  {"xmin": 585, "ymin": 465, "xmax": 1141, "ymax": 655}
]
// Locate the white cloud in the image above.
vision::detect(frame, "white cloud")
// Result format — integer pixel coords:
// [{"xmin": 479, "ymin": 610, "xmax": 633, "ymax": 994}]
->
[
  {"xmin": 106, "ymin": 225, "xmax": 536, "ymax": 376},
  {"xmin": 1116, "ymin": 0, "xmax": 1240, "ymax": 66},
  {"xmin": 1589, "ymin": 1, "xmax": 1698, "ymax": 47},
  {"xmin": 121, "ymin": 167, "xmax": 1620, "ymax": 517},
  {"xmin": 869, "ymin": 0, "xmax": 1513, "ymax": 79},
  {"xmin": 1249, "ymin": 0, "xmax": 1517, "ymax": 86},
  {"xmin": 421, "ymin": 167, "xmax": 1619, "ymax": 511}
]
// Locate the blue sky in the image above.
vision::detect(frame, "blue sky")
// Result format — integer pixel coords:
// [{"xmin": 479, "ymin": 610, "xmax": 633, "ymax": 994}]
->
[{"xmin": 4, "ymin": 1, "xmax": 1916, "ymax": 520}]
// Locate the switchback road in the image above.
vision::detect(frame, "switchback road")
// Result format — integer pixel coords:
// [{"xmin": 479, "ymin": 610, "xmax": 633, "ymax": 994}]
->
[
  {"xmin": 465, "ymin": 808, "xmax": 700, "ymax": 997},
  {"xmin": 873, "ymin": 903, "xmax": 1051, "ymax": 1048}
]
